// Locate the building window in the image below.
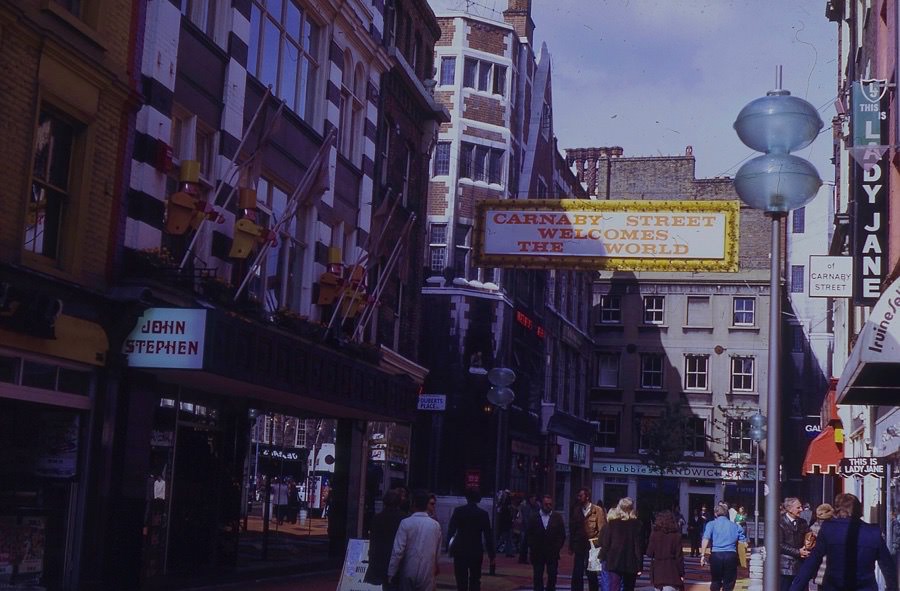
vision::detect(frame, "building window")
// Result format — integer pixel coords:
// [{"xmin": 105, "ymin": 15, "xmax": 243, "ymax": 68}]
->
[
  {"xmin": 338, "ymin": 59, "xmax": 365, "ymax": 161},
  {"xmin": 731, "ymin": 356, "xmax": 754, "ymax": 391},
  {"xmin": 248, "ymin": 0, "xmax": 321, "ymax": 122},
  {"xmin": 458, "ymin": 142, "xmax": 503, "ymax": 184},
  {"xmin": 635, "ymin": 414, "xmax": 657, "ymax": 453},
  {"xmin": 599, "ymin": 295, "xmax": 621, "ymax": 324},
  {"xmin": 728, "ymin": 418, "xmax": 752, "ymax": 454},
  {"xmin": 433, "ymin": 141, "xmax": 451, "ymax": 176},
  {"xmin": 462, "ymin": 57, "xmax": 506, "ymax": 96},
  {"xmin": 439, "ymin": 56, "xmax": 455, "ymax": 85},
  {"xmin": 429, "ymin": 224, "xmax": 447, "ymax": 272},
  {"xmin": 686, "ymin": 296, "xmax": 711, "ymax": 326},
  {"xmin": 791, "ymin": 325, "xmax": 805, "ymax": 352},
  {"xmin": 179, "ymin": 0, "xmax": 219, "ymax": 38},
  {"xmin": 640, "ymin": 353, "xmax": 664, "ymax": 389},
  {"xmin": 790, "ymin": 265, "xmax": 805, "ymax": 293},
  {"xmin": 25, "ymin": 108, "xmax": 77, "ymax": 259},
  {"xmin": 454, "ymin": 224, "xmax": 471, "ymax": 278},
  {"xmin": 597, "ymin": 353, "xmax": 619, "ymax": 388},
  {"xmin": 733, "ymin": 297, "xmax": 755, "ymax": 326},
  {"xmin": 643, "ymin": 295, "xmax": 665, "ymax": 324},
  {"xmin": 792, "ymin": 206, "xmax": 805, "ymax": 233},
  {"xmin": 684, "ymin": 417, "xmax": 706, "ymax": 456},
  {"xmin": 596, "ymin": 414, "xmax": 619, "ymax": 449},
  {"xmin": 684, "ymin": 355, "xmax": 709, "ymax": 390}
]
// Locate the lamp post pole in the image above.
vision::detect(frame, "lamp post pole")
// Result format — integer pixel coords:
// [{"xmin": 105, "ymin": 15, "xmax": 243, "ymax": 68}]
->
[
  {"xmin": 749, "ymin": 411, "xmax": 767, "ymax": 549},
  {"xmin": 486, "ymin": 367, "xmax": 516, "ymax": 560},
  {"xmin": 733, "ymin": 67, "xmax": 822, "ymax": 591}
]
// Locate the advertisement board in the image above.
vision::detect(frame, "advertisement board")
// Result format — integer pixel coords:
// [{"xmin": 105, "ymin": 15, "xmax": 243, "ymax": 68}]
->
[
  {"xmin": 124, "ymin": 308, "xmax": 207, "ymax": 369},
  {"xmin": 474, "ymin": 199, "xmax": 739, "ymax": 271}
]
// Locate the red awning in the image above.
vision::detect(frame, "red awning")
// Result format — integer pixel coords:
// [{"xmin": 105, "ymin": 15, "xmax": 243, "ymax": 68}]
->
[{"xmin": 802, "ymin": 425, "xmax": 843, "ymax": 475}]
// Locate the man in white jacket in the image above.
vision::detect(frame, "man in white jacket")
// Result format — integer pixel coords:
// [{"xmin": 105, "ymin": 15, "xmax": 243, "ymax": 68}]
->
[{"xmin": 388, "ymin": 489, "xmax": 442, "ymax": 591}]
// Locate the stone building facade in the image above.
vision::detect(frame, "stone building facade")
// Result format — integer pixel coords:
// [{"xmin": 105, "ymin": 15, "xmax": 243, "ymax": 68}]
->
[{"xmin": 568, "ymin": 147, "xmax": 773, "ymax": 524}]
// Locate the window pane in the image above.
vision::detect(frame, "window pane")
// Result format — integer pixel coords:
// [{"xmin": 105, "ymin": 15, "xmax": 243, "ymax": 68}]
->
[
  {"xmin": 22, "ymin": 361, "xmax": 56, "ymax": 390},
  {"xmin": 440, "ymin": 57, "xmax": 455, "ymax": 85},
  {"xmin": 430, "ymin": 224, "xmax": 446, "ymax": 244},
  {"xmin": 459, "ymin": 143, "xmax": 473, "ymax": 178},
  {"xmin": 463, "ymin": 58, "xmax": 477, "ymax": 88},
  {"xmin": 248, "ymin": 4, "xmax": 261, "ymax": 75},
  {"xmin": 734, "ymin": 297, "xmax": 755, "ymax": 325},
  {"xmin": 430, "ymin": 246, "xmax": 446, "ymax": 271},
  {"xmin": 281, "ymin": 40, "xmax": 300, "ymax": 110},
  {"xmin": 285, "ymin": 1, "xmax": 301, "ymax": 41},
  {"xmin": 791, "ymin": 265, "xmax": 805, "ymax": 293},
  {"xmin": 493, "ymin": 65, "xmax": 506, "ymax": 95},
  {"xmin": 0, "ymin": 356, "xmax": 19, "ymax": 383},
  {"xmin": 477, "ymin": 61, "xmax": 491, "ymax": 91},
  {"xmin": 58, "ymin": 367, "xmax": 91, "ymax": 395},
  {"xmin": 434, "ymin": 142, "xmax": 451, "ymax": 176},
  {"xmin": 474, "ymin": 145, "xmax": 488, "ymax": 181},
  {"xmin": 489, "ymin": 149, "xmax": 503, "ymax": 184},
  {"xmin": 792, "ymin": 207, "xmax": 805, "ymax": 233},
  {"xmin": 643, "ymin": 296, "xmax": 664, "ymax": 324},
  {"xmin": 598, "ymin": 354, "xmax": 618, "ymax": 387},
  {"xmin": 260, "ymin": 17, "xmax": 280, "ymax": 89}
]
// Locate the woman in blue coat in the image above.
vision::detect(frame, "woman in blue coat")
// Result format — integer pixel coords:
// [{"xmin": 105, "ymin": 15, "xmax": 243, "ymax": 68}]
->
[{"xmin": 789, "ymin": 493, "xmax": 897, "ymax": 591}]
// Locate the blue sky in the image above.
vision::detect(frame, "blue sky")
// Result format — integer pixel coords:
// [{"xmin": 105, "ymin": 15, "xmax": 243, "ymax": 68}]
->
[{"xmin": 428, "ymin": 0, "xmax": 838, "ymax": 180}]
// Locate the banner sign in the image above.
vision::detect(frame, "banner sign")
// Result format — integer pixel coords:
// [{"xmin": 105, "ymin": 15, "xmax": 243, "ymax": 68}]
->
[
  {"xmin": 474, "ymin": 199, "xmax": 739, "ymax": 272},
  {"xmin": 838, "ymin": 456, "xmax": 888, "ymax": 478},
  {"xmin": 851, "ymin": 80, "xmax": 890, "ymax": 305},
  {"xmin": 124, "ymin": 308, "xmax": 206, "ymax": 369},
  {"xmin": 416, "ymin": 394, "xmax": 446, "ymax": 411},
  {"xmin": 593, "ymin": 461, "xmax": 764, "ymax": 480}
]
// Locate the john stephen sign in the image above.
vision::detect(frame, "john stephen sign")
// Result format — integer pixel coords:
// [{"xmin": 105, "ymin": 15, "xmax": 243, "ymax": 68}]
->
[{"xmin": 473, "ymin": 199, "xmax": 739, "ymax": 272}]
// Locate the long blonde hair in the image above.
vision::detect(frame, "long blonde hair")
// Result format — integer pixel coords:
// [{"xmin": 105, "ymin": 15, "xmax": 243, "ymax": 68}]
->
[{"xmin": 608, "ymin": 497, "xmax": 637, "ymax": 521}]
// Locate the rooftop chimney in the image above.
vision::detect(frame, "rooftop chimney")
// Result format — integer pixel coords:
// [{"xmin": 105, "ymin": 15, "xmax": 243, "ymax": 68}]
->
[{"xmin": 503, "ymin": 0, "xmax": 534, "ymax": 45}]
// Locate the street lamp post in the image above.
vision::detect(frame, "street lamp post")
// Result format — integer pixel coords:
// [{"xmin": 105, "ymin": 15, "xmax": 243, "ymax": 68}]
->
[
  {"xmin": 749, "ymin": 412, "xmax": 767, "ymax": 548},
  {"xmin": 486, "ymin": 367, "xmax": 515, "ymax": 553},
  {"xmin": 733, "ymin": 67, "xmax": 823, "ymax": 591}
]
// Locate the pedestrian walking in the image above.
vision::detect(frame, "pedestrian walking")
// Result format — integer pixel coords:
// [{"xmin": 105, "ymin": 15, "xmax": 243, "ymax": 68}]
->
[
  {"xmin": 646, "ymin": 510, "xmax": 685, "ymax": 591},
  {"xmin": 446, "ymin": 488, "xmax": 495, "ymax": 591},
  {"xmin": 688, "ymin": 509, "xmax": 704, "ymax": 557},
  {"xmin": 803, "ymin": 503, "xmax": 834, "ymax": 590},
  {"xmin": 699, "ymin": 502, "xmax": 746, "ymax": 591},
  {"xmin": 569, "ymin": 487, "xmax": 607, "ymax": 591},
  {"xmin": 387, "ymin": 489, "xmax": 442, "ymax": 591},
  {"xmin": 497, "ymin": 492, "xmax": 515, "ymax": 556},
  {"xmin": 365, "ymin": 490, "xmax": 406, "ymax": 588},
  {"xmin": 779, "ymin": 497, "xmax": 811, "ymax": 591},
  {"xmin": 598, "ymin": 497, "xmax": 643, "ymax": 591},
  {"xmin": 518, "ymin": 494, "xmax": 538, "ymax": 564},
  {"xmin": 526, "ymin": 494, "xmax": 566, "ymax": 591},
  {"xmin": 789, "ymin": 493, "xmax": 898, "ymax": 591}
]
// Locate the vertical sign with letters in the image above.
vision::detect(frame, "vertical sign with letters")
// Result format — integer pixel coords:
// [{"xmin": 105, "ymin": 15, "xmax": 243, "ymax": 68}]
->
[{"xmin": 851, "ymin": 81, "xmax": 890, "ymax": 305}]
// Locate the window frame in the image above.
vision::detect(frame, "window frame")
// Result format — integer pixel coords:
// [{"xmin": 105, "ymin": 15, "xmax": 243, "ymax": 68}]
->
[
  {"xmin": 598, "ymin": 295, "xmax": 621, "ymax": 324},
  {"xmin": 247, "ymin": 0, "xmax": 321, "ymax": 123},
  {"xmin": 595, "ymin": 414, "xmax": 619, "ymax": 450},
  {"xmin": 597, "ymin": 353, "xmax": 619, "ymax": 388},
  {"xmin": 439, "ymin": 56, "xmax": 456, "ymax": 86},
  {"xmin": 683, "ymin": 417, "xmax": 707, "ymax": 457},
  {"xmin": 730, "ymin": 356, "xmax": 755, "ymax": 392},
  {"xmin": 790, "ymin": 265, "xmax": 805, "ymax": 293},
  {"xmin": 429, "ymin": 223, "xmax": 447, "ymax": 273},
  {"xmin": 639, "ymin": 353, "xmax": 664, "ymax": 389},
  {"xmin": 728, "ymin": 418, "xmax": 753, "ymax": 455},
  {"xmin": 792, "ymin": 206, "xmax": 805, "ymax": 233},
  {"xmin": 462, "ymin": 57, "xmax": 507, "ymax": 97},
  {"xmin": 733, "ymin": 297, "xmax": 756, "ymax": 326},
  {"xmin": 684, "ymin": 354, "xmax": 709, "ymax": 391},
  {"xmin": 643, "ymin": 295, "xmax": 665, "ymax": 325},
  {"xmin": 458, "ymin": 141, "xmax": 504, "ymax": 185}
]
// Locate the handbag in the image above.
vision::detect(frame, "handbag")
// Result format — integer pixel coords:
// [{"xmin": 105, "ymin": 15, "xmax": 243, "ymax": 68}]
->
[{"xmin": 587, "ymin": 538, "xmax": 602, "ymax": 572}]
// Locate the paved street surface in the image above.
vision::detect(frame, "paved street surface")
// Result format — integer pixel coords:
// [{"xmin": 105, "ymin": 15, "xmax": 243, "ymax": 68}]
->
[{"xmin": 189, "ymin": 545, "xmax": 750, "ymax": 590}]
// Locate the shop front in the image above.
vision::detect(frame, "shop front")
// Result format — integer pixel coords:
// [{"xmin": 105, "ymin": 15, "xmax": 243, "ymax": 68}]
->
[
  {"xmin": 544, "ymin": 410, "xmax": 594, "ymax": 516},
  {"xmin": 0, "ymin": 284, "xmax": 108, "ymax": 591},
  {"xmin": 101, "ymin": 307, "xmax": 418, "ymax": 590}
]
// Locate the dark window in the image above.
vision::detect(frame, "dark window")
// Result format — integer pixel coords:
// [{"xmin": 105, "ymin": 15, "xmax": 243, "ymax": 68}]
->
[
  {"xmin": 433, "ymin": 142, "xmax": 451, "ymax": 176},
  {"xmin": 439, "ymin": 56, "xmax": 455, "ymax": 85},
  {"xmin": 728, "ymin": 419, "xmax": 752, "ymax": 454},
  {"xmin": 640, "ymin": 354, "xmax": 664, "ymax": 389},
  {"xmin": 26, "ymin": 108, "xmax": 76, "ymax": 259},
  {"xmin": 733, "ymin": 297, "xmax": 755, "ymax": 325},
  {"xmin": 684, "ymin": 418, "xmax": 706, "ymax": 455},
  {"xmin": 596, "ymin": 415, "xmax": 619, "ymax": 449},
  {"xmin": 599, "ymin": 295, "xmax": 621, "ymax": 323},
  {"xmin": 791, "ymin": 265, "xmax": 805, "ymax": 293},
  {"xmin": 462, "ymin": 58, "xmax": 507, "ymax": 97},
  {"xmin": 792, "ymin": 207, "xmax": 805, "ymax": 233},
  {"xmin": 597, "ymin": 353, "xmax": 619, "ymax": 387},
  {"xmin": 458, "ymin": 142, "xmax": 503, "ymax": 185},
  {"xmin": 463, "ymin": 58, "xmax": 477, "ymax": 88}
]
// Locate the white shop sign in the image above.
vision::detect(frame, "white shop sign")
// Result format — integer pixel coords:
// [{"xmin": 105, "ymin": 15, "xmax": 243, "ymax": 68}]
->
[
  {"xmin": 808, "ymin": 256, "xmax": 854, "ymax": 298},
  {"xmin": 593, "ymin": 461, "xmax": 763, "ymax": 480},
  {"xmin": 124, "ymin": 308, "xmax": 206, "ymax": 369}
]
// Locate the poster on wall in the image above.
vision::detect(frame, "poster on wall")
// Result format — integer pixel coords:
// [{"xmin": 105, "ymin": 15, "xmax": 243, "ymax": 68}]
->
[
  {"xmin": 336, "ymin": 538, "xmax": 380, "ymax": 591},
  {"xmin": 34, "ymin": 411, "xmax": 80, "ymax": 478},
  {"xmin": 0, "ymin": 515, "xmax": 46, "ymax": 587}
]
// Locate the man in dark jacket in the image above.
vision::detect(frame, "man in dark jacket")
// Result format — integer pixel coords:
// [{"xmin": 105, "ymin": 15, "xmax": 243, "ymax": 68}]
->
[
  {"xmin": 527, "ymin": 494, "xmax": 567, "ymax": 591},
  {"xmin": 446, "ymin": 488, "xmax": 495, "ymax": 591},
  {"xmin": 789, "ymin": 493, "xmax": 898, "ymax": 591},
  {"xmin": 779, "ymin": 496, "xmax": 810, "ymax": 591},
  {"xmin": 569, "ymin": 488, "xmax": 607, "ymax": 591},
  {"xmin": 365, "ymin": 490, "xmax": 406, "ymax": 588}
]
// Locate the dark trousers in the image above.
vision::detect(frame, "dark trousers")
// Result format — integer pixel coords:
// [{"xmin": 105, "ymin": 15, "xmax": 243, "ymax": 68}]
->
[
  {"xmin": 709, "ymin": 551, "xmax": 738, "ymax": 591},
  {"xmin": 452, "ymin": 555, "xmax": 483, "ymax": 591},
  {"xmin": 518, "ymin": 532, "xmax": 529, "ymax": 562},
  {"xmin": 571, "ymin": 551, "xmax": 599, "ymax": 591},
  {"xmin": 532, "ymin": 558, "xmax": 559, "ymax": 591},
  {"xmin": 607, "ymin": 570, "xmax": 638, "ymax": 591},
  {"xmin": 780, "ymin": 574, "xmax": 796, "ymax": 591}
]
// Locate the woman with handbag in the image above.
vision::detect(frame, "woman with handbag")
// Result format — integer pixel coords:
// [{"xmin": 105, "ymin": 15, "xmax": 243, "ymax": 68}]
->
[
  {"xmin": 646, "ymin": 511, "xmax": 685, "ymax": 591},
  {"xmin": 599, "ymin": 497, "xmax": 644, "ymax": 591}
]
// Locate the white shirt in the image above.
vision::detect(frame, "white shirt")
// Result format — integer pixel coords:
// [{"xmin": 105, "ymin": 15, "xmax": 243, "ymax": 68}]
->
[
  {"xmin": 582, "ymin": 503, "xmax": 592, "ymax": 517},
  {"xmin": 541, "ymin": 511, "xmax": 551, "ymax": 528}
]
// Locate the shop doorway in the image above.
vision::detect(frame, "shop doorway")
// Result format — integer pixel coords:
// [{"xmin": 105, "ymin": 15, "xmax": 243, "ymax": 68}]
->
[{"xmin": 689, "ymin": 493, "xmax": 716, "ymax": 517}]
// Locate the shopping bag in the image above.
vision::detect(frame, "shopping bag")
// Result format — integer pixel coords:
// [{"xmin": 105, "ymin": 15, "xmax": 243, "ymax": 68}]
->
[
  {"xmin": 737, "ymin": 541, "xmax": 748, "ymax": 568},
  {"xmin": 587, "ymin": 538, "xmax": 602, "ymax": 572}
]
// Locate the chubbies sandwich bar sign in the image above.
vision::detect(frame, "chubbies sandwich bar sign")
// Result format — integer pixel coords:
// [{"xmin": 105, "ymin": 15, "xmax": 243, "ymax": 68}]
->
[{"xmin": 474, "ymin": 199, "xmax": 739, "ymax": 272}]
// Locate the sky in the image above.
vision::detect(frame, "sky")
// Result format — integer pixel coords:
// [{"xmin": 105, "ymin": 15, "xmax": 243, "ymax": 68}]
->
[{"xmin": 428, "ymin": 0, "xmax": 838, "ymax": 180}]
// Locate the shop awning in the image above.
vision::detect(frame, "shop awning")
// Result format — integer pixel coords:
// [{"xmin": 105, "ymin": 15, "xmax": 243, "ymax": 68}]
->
[
  {"xmin": 802, "ymin": 425, "xmax": 843, "ymax": 475},
  {"xmin": 836, "ymin": 276, "xmax": 900, "ymax": 405}
]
